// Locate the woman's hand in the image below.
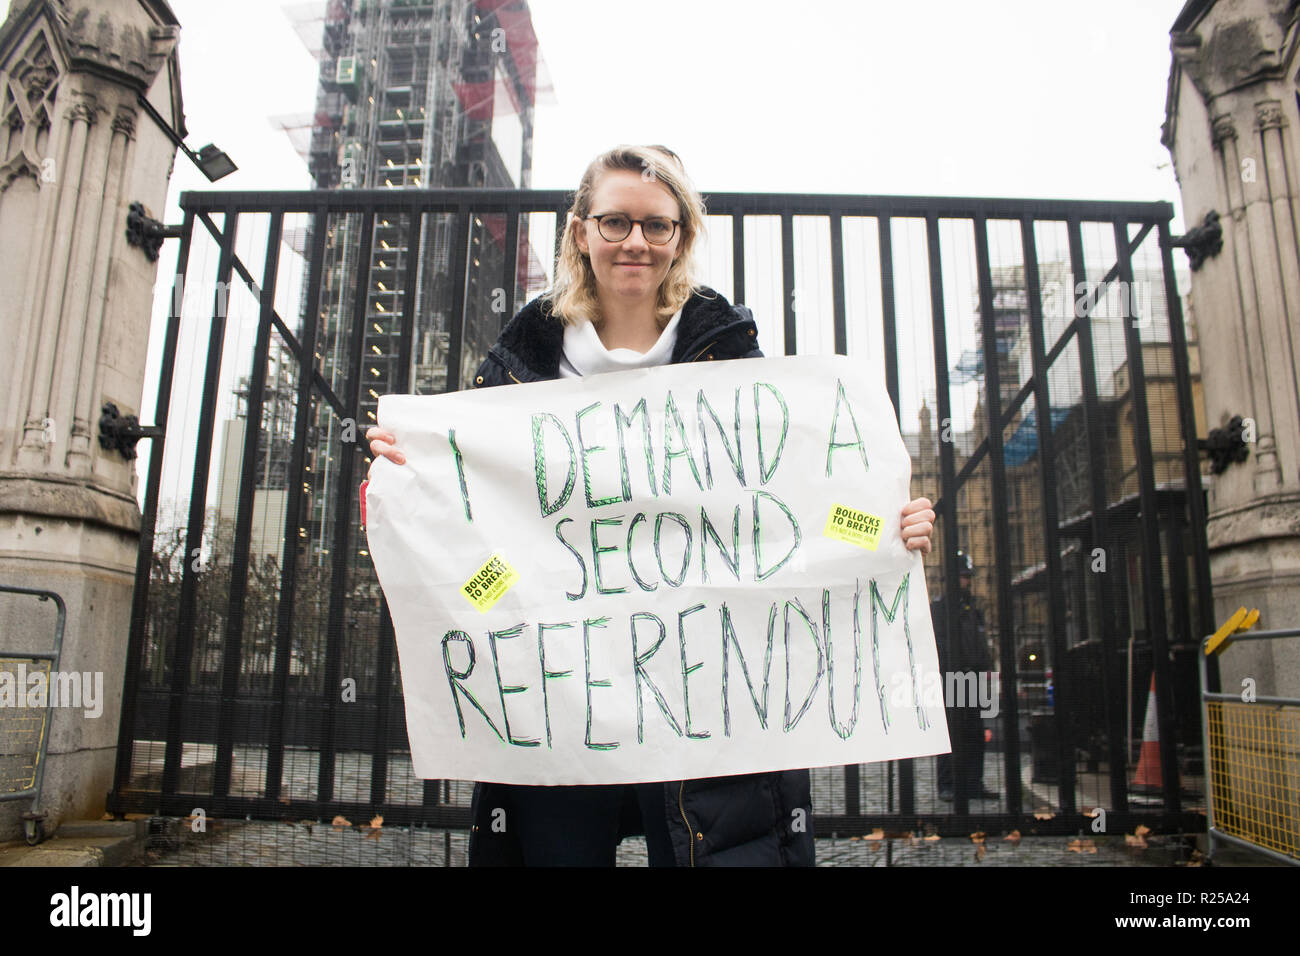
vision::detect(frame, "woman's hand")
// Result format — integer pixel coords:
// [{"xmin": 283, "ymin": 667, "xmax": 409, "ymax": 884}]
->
[
  {"xmin": 366, "ymin": 426, "xmax": 406, "ymax": 478},
  {"xmin": 900, "ymin": 497, "xmax": 935, "ymax": 555}
]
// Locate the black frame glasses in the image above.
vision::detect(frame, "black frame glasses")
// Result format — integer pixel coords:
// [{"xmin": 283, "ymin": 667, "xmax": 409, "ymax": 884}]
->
[{"xmin": 584, "ymin": 213, "xmax": 680, "ymax": 245}]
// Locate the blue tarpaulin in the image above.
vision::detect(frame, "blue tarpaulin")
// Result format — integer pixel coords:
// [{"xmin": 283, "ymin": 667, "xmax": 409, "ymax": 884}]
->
[{"xmin": 1003, "ymin": 406, "xmax": 1072, "ymax": 467}]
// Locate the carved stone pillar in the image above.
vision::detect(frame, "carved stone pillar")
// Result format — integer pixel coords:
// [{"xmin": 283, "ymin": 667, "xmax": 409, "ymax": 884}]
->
[
  {"xmin": 0, "ymin": 0, "xmax": 182, "ymax": 841},
  {"xmin": 1163, "ymin": 1, "xmax": 1300, "ymax": 688}
]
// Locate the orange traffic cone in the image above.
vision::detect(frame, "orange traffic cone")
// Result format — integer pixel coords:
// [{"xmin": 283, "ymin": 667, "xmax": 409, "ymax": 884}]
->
[{"xmin": 1131, "ymin": 674, "xmax": 1162, "ymax": 792}]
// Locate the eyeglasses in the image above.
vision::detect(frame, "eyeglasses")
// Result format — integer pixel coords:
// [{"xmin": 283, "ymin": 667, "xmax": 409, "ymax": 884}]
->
[{"xmin": 585, "ymin": 213, "xmax": 680, "ymax": 245}]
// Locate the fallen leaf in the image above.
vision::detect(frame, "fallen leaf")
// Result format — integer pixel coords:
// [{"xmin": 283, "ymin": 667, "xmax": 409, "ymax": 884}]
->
[
  {"xmin": 863, "ymin": 828, "xmax": 885, "ymax": 841},
  {"xmin": 974, "ymin": 843, "xmax": 986, "ymax": 862},
  {"xmin": 1003, "ymin": 830, "xmax": 1021, "ymax": 843},
  {"xmin": 970, "ymin": 831, "xmax": 986, "ymax": 844},
  {"xmin": 1033, "ymin": 810, "xmax": 1054, "ymax": 821},
  {"xmin": 100, "ymin": 812, "xmax": 115, "ymax": 821},
  {"xmin": 364, "ymin": 827, "xmax": 383, "ymax": 840},
  {"xmin": 924, "ymin": 833, "xmax": 941, "ymax": 842},
  {"xmin": 1125, "ymin": 833, "xmax": 1148, "ymax": 848},
  {"xmin": 331, "ymin": 815, "xmax": 351, "ymax": 829},
  {"xmin": 1135, "ymin": 824, "xmax": 1151, "ymax": 838},
  {"xmin": 369, "ymin": 814, "xmax": 384, "ymax": 830},
  {"xmin": 1067, "ymin": 838, "xmax": 1098, "ymax": 854},
  {"xmin": 848, "ymin": 835, "xmax": 860, "ymax": 841}
]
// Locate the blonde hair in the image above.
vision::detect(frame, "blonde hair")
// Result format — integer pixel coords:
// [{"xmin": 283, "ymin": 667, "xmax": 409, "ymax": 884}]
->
[{"xmin": 544, "ymin": 145, "xmax": 708, "ymax": 327}]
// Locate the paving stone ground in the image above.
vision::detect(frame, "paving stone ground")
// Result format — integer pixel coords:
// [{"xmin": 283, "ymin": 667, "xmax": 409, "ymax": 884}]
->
[
  {"xmin": 130, "ymin": 745, "xmax": 1204, "ymax": 867},
  {"xmin": 126, "ymin": 742, "xmax": 1195, "ymax": 820},
  {"xmin": 139, "ymin": 819, "xmax": 1201, "ymax": 867}
]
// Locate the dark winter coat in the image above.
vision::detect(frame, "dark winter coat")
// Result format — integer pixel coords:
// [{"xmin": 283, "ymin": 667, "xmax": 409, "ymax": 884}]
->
[{"xmin": 465, "ymin": 287, "xmax": 815, "ymax": 867}]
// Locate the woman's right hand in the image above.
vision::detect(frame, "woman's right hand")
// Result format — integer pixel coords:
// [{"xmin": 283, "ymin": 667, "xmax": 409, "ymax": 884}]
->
[{"xmin": 366, "ymin": 426, "xmax": 406, "ymax": 478}]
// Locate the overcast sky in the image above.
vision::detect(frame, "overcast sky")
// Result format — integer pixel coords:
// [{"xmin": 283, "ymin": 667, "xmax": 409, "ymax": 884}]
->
[
  {"xmin": 2, "ymin": 0, "xmax": 1188, "ymax": 210},
  {"xmin": 0, "ymin": 0, "xmax": 1194, "ymax": 511}
]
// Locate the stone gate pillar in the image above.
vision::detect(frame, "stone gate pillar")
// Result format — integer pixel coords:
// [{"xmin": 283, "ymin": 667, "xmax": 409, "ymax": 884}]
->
[
  {"xmin": 0, "ymin": 0, "xmax": 182, "ymax": 840},
  {"xmin": 1163, "ymin": 0, "xmax": 1300, "ymax": 686}
]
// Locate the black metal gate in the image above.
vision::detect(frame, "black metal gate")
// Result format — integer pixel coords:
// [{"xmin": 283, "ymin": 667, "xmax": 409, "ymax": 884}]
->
[{"xmin": 109, "ymin": 188, "xmax": 1213, "ymax": 837}]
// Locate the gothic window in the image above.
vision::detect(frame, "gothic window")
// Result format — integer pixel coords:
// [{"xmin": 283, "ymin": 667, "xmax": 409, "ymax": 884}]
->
[{"xmin": 0, "ymin": 29, "xmax": 60, "ymax": 188}]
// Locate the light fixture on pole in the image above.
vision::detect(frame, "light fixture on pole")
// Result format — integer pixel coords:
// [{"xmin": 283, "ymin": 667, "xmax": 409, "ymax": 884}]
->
[{"xmin": 134, "ymin": 93, "xmax": 238, "ymax": 182}]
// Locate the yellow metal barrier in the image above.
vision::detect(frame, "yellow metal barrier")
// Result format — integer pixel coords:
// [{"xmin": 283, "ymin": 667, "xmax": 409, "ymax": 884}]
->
[
  {"xmin": 1200, "ymin": 613, "xmax": 1300, "ymax": 865},
  {"xmin": 0, "ymin": 585, "xmax": 66, "ymax": 845}
]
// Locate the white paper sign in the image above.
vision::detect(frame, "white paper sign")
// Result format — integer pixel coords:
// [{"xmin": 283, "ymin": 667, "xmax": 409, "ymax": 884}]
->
[{"xmin": 365, "ymin": 354, "xmax": 950, "ymax": 785}]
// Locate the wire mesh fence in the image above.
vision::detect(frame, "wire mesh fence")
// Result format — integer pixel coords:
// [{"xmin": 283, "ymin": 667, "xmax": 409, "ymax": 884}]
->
[{"xmin": 113, "ymin": 188, "xmax": 1213, "ymax": 839}]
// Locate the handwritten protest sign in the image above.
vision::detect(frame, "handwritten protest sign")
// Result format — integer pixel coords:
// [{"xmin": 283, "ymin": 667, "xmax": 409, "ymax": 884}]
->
[{"xmin": 365, "ymin": 354, "xmax": 950, "ymax": 785}]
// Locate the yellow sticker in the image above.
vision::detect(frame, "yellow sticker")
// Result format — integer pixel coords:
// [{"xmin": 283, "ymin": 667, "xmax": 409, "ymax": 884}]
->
[
  {"xmin": 461, "ymin": 553, "xmax": 520, "ymax": 612},
  {"xmin": 823, "ymin": 504, "xmax": 885, "ymax": 551}
]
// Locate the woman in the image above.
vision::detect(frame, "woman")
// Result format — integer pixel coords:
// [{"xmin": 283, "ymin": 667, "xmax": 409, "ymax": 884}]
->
[{"xmin": 367, "ymin": 144, "xmax": 936, "ymax": 866}]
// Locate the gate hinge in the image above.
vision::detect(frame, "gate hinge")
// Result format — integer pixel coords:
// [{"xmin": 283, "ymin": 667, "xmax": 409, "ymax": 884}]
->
[
  {"xmin": 125, "ymin": 202, "xmax": 182, "ymax": 262},
  {"xmin": 1197, "ymin": 414, "xmax": 1250, "ymax": 474},
  {"xmin": 98, "ymin": 402, "xmax": 162, "ymax": 460},
  {"xmin": 1169, "ymin": 210, "xmax": 1223, "ymax": 271}
]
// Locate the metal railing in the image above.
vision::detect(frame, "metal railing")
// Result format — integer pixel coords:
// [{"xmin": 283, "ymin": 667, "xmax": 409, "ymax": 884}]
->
[
  {"xmin": 0, "ymin": 584, "xmax": 66, "ymax": 844},
  {"xmin": 108, "ymin": 187, "xmax": 1213, "ymax": 837},
  {"xmin": 1200, "ymin": 626, "xmax": 1300, "ymax": 865}
]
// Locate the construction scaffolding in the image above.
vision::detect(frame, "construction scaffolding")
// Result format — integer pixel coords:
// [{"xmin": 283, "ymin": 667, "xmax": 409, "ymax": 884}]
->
[
  {"xmin": 282, "ymin": 0, "xmax": 551, "ymax": 406},
  {"xmin": 260, "ymin": 0, "xmax": 556, "ymax": 601}
]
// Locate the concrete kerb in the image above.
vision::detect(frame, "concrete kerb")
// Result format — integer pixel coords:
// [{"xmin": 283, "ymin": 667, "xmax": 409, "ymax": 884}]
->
[
  {"xmin": 0, "ymin": 816, "xmax": 1271, "ymax": 867},
  {"xmin": 0, "ymin": 819, "xmax": 148, "ymax": 867}
]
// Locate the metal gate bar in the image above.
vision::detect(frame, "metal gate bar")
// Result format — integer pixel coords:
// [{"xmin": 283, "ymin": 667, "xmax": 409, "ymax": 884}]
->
[
  {"xmin": 212, "ymin": 208, "xmax": 284, "ymax": 808},
  {"xmin": 1067, "ymin": 215, "xmax": 1130, "ymax": 814},
  {"xmin": 1114, "ymin": 218, "xmax": 1181, "ymax": 812},
  {"xmin": 108, "ymin": 188, "xmax": 1210, "ymax": 837},
  {"xmin": 114, "ymin": 208, "xmax": 195, "ymax": 794},
  {"xmin": 1158, "ymin": 219, "xmax": 1218, "ymax": 664},
  {"xmin": 1022, "ymin": 217, "xmax": 1074, "ymax": 815},
  {"xmin": 163, "ymin": 210, "xmax": 239, "ymax": 796},
  {"xmin": 319, "ymin": 209, "xmax": 376, "ymax": 807},
  {"xmin": 925, "ymin": 213, "xmax": 957, "ymax": 818}
]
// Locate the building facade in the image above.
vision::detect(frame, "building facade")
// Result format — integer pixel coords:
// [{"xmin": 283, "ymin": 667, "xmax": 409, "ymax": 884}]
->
[
  {"xmin": 1164, "ymin": 0, "xmax": 1300, "ymax": 674},
  {"xmin": 906, "ymin": 255, "xmax": 1206, "ymax": 767}
]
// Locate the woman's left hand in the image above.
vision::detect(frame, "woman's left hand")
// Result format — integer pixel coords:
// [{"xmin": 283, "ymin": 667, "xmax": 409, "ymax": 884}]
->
[{"xmin": 900, "ymin": 497, "xmax": 935, "ymax": 555}]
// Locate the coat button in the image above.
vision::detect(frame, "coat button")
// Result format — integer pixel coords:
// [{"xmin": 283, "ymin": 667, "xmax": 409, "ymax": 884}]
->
[
  {"xmin": 475, "ymin": 375, "xmax": 484, "ymax": 385},
  {"xmin": 747, "ymin": 328, "xmax": 755, "ymax": 336},
  {"xmin": 696, "ymin": 832, "xmax": 704, "ymax": 840},
  {"xmin": 706, "ymin": 354, "xmax": 714, "ymax": 360}
]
